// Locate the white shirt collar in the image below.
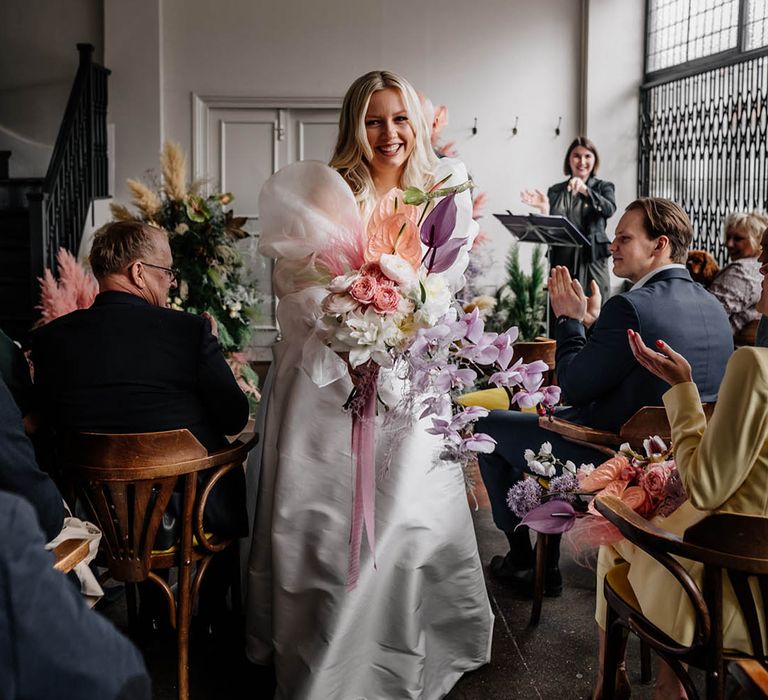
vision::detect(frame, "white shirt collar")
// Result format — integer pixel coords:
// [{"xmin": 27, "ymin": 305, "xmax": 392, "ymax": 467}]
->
[{"xmin": 629, "ymin": 263, "xmax": 686, "ymax": 291}]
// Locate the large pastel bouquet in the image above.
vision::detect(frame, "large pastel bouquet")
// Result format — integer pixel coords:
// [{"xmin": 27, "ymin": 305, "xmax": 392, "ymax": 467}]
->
[
  {"xmin": 258, "ymin": 159, "xmax": 561, "ymax": 588},
  {"xmin": 507, "ymin": 437, "xmax": 687, "ymax": 546}
]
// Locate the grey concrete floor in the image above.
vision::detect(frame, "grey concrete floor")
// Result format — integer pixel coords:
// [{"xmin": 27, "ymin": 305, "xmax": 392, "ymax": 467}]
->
[{"xmin": 100, "ymin": 483, "xmax": 666, "ymax": 699}]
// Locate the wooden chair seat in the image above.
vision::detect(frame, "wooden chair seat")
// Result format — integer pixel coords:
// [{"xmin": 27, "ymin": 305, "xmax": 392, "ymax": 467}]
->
[
  {"xmin": 60, "ymin": 429, "xmax": 258, "ymax": 700},
  {"xmin": 596, "ymin": 494, "xmax": 768, "ymax": 699},
  {"xmin": 730, "ymin": 660, "xmax": 768, "ymax": 698}
]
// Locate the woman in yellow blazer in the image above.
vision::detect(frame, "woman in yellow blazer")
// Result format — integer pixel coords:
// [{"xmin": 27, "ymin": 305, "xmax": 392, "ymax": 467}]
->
[{"xmin": 592, "ymin": 228, "xmax": 768, "ymax": 699}]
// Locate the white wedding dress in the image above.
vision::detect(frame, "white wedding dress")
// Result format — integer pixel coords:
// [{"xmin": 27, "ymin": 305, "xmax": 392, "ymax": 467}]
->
[{"xmin": 244, "ymin": 158, "xmax": 493, "ymax": 700}]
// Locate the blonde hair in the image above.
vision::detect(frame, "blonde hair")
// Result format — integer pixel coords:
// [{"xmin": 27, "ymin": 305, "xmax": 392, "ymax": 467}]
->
[
  {"xmin": 723, "ymin": 210, "xmax": 768, "ymax": 253},
  {"xmin": 329, "ymin": 70, "xmax": 438, "ymax": 211}
]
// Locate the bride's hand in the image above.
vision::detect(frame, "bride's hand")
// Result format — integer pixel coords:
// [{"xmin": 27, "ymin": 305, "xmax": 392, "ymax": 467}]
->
[
  {"xmin": 627, "ymin": 329, "xmax": 692, "ymax": 386},
  {"xmin": 520, "ymin": 189, "xmax": 549, "ymax": 215}
]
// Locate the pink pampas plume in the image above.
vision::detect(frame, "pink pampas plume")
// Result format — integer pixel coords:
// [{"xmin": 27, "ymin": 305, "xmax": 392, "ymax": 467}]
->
[{"xmin": 35, "ymin": 248, "xmax": 98, "ymax": 327}]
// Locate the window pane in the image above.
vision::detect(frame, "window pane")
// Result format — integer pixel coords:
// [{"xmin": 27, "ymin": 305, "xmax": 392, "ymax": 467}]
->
[
  {"xmin": 647, "ymin": 0, "xmax": 739, "ymax": 72},
  {"xmin": 746, "ymin": 0, "xmax": 768, "ymax": 50}
]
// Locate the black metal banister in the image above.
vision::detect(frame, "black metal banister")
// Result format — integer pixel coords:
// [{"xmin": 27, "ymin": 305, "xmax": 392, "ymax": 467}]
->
[{"xmin": 29, "ymin": 43, "xmax": 110, "ymax": 280}]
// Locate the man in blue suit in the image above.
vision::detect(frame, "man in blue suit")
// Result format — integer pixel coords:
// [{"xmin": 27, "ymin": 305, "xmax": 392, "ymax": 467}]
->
[{"xmin": 478, "ymin": 197, "xmax": 733, "ymax": 594}]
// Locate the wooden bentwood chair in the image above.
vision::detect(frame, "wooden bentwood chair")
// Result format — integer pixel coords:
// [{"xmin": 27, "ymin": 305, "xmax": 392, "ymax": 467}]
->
[
  {"xmin": 595, "ymin": 494, "xmax": 768, "ymax": 700},
  {"xmin": 60, "ymin": 429, "xmax": 258, "ymax": 700}
]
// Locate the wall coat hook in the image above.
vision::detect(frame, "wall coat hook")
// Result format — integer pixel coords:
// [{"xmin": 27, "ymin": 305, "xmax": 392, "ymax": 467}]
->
[
  {"xmin": 512, "ymin": 116, "xmax": 519, "ymax": 136},
  {"xmin": 555, "ymin": 116, "xmax": 562, "ymax": 137},
  {"xmin": 472, "ymin": 117, "xmax": 478, "ymax": 136}
]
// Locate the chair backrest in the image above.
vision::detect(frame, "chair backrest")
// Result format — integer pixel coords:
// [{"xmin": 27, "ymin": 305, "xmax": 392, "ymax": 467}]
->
[
  {"xmin": 60, "ymin": 430, "xmax": 256, "ymax": 582},
  {"xmin": 735, "ymin": 319, "xmax": 760, "ymax": 347},
  {"xmin": 618, "ymin": 403, "xmax": 715, "ymax": 450},
  {"xmin": 596, "ymin": 495, "xmax": 768, "ymax": 662}
]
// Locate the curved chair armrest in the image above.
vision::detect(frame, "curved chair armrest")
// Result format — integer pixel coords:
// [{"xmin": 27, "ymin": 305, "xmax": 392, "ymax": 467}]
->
[
  {"xmin": 194, "ymin": 432, "xmax": 260, "ymax": 550},
  {"xmin": 538, "ymin": 415, "xmax": 617, "ymax": 456},
  {"xmin": 596, "ymin": 495, "xmax": 712, "ymax": 650}
]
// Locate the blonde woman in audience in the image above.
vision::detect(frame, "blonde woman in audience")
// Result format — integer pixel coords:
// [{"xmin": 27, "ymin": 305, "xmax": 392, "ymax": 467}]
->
[{"xmin": 708, "ymin": 210, "xmax": 768, "ymax": 334}]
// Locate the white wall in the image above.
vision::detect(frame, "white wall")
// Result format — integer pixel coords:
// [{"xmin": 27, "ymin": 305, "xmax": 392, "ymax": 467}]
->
[
  {"xmin": 106, "ymin": 0, "xmax": 586, "ymax": 288},
  {"xmin": 0, "ymin": 0, "xmax": 103, "ymax": 177}
]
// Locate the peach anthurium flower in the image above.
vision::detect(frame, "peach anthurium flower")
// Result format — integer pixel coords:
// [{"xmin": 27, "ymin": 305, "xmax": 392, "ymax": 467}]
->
[
  {"xmin": 578, "ymin": 454, "xmax": 630, "ymax": 493},
  {"xmin": 587, "ymin": 479, "xmax": 629, "ymax": 517},
  {"xmin": 365, "ymin": 189, "xmax": 421, "ymax": 269},
  {"xmin": 365, "ymin": 213, "xmax": 421, "ymax": 269}
]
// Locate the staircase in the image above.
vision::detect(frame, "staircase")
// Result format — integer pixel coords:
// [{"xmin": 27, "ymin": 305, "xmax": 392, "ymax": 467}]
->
[{"xmin": 0, "ymin": 44, "xmax": 109, "ymax": 342}]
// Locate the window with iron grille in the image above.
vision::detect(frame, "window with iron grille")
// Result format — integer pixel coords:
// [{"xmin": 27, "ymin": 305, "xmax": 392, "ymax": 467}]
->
[{"xmin": 641, "ymin": 0, "xmax": 768, "ymax": 263}]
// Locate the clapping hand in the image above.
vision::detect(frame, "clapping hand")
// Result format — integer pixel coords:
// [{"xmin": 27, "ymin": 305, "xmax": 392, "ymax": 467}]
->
[
  {"xmin": 548, "ymin": 266, "xmax": 587, "ymax": 322},
  {"xmin": 201, "ymin": 311, "xmax": 219, "ymax": 338},
  {"xmin": 520, "ymin": 189, "xmax": 550, "ymax": 215},
  {"xmin": 627, "ymin": 329, "xmax": 693, "ymax": 386},
  {"xmin": 583, "ymin": 280, "xmax": 602, "ymax": 328},
  {"xmin": 567, "ymin": 177, "xmax": 588, "ymax": 196}
]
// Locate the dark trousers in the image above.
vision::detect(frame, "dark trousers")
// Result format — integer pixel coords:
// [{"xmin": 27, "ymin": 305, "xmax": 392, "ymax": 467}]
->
[{"xmin": 476, "ymin": 410, "xmax": 608, "ymax": 533}]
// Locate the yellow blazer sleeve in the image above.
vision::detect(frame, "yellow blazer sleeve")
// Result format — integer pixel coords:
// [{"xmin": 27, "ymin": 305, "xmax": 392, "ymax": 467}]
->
[{"xmin": 662, "ymin": 347, "xmax": 768, "ymax": 510}]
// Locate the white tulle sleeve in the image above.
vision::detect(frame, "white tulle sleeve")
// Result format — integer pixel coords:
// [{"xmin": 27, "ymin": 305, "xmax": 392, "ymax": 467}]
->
[{"xmin": 431, "ymin": 157, "xmax": 479, "ymax": 292}]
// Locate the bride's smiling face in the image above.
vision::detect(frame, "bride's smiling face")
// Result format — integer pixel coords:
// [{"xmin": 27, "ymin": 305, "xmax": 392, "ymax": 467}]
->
[{"xmin": 364, "ymin": 87, "xmax": 415, "ymax": 180}]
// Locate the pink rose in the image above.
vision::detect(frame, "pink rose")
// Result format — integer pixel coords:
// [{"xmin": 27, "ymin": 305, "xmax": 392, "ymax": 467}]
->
[
  {"xmin": 620, "ymin": 462, "xmax": 642, "ymax": 483},
  {"xmin": 360, "ymin": 262, "xmax": 387, "ymax": 281},
  {"xmin": 349, "ymin": 275, "xmax": 378, "ymax": 304},
  {"xmin": 642, "ymin": 465, "xmax": 669, "ymax": 501},
  {"xmin": 372, "ymin": 285, "xmax": 401, "ymax": 313}
]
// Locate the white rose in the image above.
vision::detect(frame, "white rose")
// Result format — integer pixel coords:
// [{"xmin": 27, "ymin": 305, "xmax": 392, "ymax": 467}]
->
[
  {"xmin": 328, "ymin": 272, "xmax": 358, "ymax": 293},
  {"xmin": 379, "ymin": 253, "xmax": 417, "ymax": 290},
  {"xmin": 322, "ymin": 293, "xmax": 359, "ymax": 315}
]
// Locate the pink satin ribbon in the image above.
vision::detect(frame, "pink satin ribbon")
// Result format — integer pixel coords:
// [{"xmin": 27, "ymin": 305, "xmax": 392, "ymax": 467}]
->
[{"xmin": 346, "ymin": 372, "xmax": 377, "ymax": 591}]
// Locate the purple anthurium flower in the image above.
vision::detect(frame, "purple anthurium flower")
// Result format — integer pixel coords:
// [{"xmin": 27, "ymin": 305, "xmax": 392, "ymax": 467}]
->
[
  {"xmin": 434, "ymin": 366, "xmax": 477, "ymax": 393},
  {"xmin": 424, "ymin": 235, "xmax": 468, "ymax": 274},
  {"xmin": 461, "ymin": 432, "xmax": 497, "ymax": 454},
  {"xmin": 519, "ymin": 500, "xmax": 577, "ymax": 534},
  {"xmin": 420, "ymin": 193, "xmax": 457, "ymax": 249}
]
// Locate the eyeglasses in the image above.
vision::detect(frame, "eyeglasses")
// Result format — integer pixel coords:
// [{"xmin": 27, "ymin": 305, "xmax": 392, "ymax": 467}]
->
[{"xmin": 141, "ymin": 262, "xmax": 179, "ymax": 283}]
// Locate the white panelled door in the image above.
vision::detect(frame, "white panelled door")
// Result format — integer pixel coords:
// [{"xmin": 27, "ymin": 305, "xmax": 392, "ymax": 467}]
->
[{"xmin": 194, "ymin": 97, "xmax": 341, "ymax": 354}]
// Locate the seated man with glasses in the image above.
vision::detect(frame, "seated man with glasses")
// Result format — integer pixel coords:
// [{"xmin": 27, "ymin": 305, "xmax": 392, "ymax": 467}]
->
[{"xmin": 30, "ymin": 219, "xmax": 250, "ymax": 544}]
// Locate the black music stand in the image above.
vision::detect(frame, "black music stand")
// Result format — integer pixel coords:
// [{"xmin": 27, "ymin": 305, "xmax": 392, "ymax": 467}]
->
[{"xmin": 494, "ymin": 213, "xmax": 590, "ymax": 336}]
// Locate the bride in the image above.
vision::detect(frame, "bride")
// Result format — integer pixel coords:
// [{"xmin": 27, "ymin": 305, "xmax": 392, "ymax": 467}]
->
[{"xmin": 244, "ymin": 70, "xmax": 493, "ymax": 700}]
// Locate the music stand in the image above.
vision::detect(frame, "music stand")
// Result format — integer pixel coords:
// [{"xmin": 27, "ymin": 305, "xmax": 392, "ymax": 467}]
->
[{"xmin": 494, "ymin": 213, "xmax": 590, "ymax": 336}]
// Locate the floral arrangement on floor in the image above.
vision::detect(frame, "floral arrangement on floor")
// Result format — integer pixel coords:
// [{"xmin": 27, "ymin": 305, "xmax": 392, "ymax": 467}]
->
[
  {"xmin": 110, "ymin": 142, "xmax": 261, "ymax": 410},
  {"xmin": 507, "ymin": 437, "xmax": 687, "ymax": 545}
]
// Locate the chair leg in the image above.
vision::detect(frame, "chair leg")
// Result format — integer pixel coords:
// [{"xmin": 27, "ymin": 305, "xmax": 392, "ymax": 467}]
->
[
  {"xmin": 640, "ymin": 640, "xmax": 652, "ymax": 684},
  {"xmin": 177, "ymin": 561, "xmax": 193, "ymax": 700},
  {"xmin": 529, "ymin": 533, "xmax": 548, "ymax": 626},
  {"xmin": 602, "ymin": 604, "xmax": 627, "ymax": 700},
  {"xmin": 126, "ymin": 582, "xmax": 139, "ymax": 633}
]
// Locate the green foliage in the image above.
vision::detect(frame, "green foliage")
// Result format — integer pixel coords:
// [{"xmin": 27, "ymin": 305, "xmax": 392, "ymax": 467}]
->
[
  {"xmin": 488, "ymin": 245, "xmax": 547, "ymax": 342},
  {"xmin": 157, "ymin": 196, "xmax": 259, "ymax": 353}
]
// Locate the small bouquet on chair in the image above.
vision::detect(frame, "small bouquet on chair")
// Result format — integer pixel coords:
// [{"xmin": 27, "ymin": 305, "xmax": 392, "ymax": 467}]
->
[{"xmin": 507, "ymin": 437, "xmax": 687, "ymax": 548}]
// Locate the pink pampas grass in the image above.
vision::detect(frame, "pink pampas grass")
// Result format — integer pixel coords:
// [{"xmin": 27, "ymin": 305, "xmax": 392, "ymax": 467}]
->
[{"xmin": 35, "ymin": 248, "xmax": 98, "ymax": 327}]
